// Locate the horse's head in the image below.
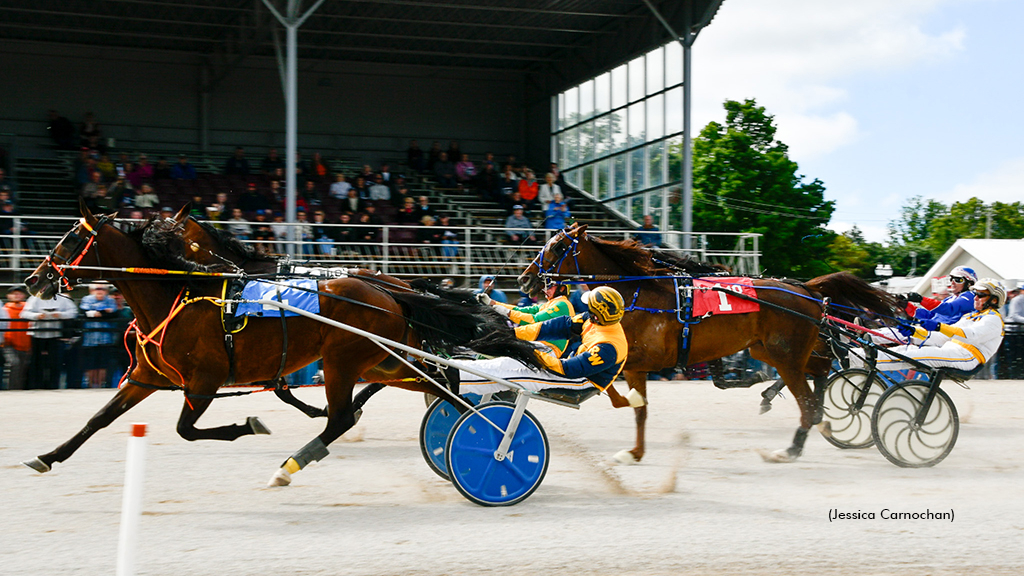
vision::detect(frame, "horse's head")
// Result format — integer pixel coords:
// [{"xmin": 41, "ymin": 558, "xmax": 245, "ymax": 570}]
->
[
  {"xmin": 518, "ymin": 222, "xmax": 589, "ymax": 297},
  {"xmin": 24, "ymin": 199, "xmax": 145, "ymax": 299},
  {"xmin": 166, "ymin": 209, "xmax": 278, "ymax": 274}
]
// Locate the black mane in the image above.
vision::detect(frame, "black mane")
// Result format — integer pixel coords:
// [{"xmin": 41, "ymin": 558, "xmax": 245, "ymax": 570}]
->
[{"xmin": 588, "ymin": 235, "xmax": 728, "ymax": 277}]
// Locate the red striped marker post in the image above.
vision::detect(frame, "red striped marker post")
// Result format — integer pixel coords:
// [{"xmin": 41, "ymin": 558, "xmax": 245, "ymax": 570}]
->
[{"xmin": 117, "ymin": 423, "xmax": 147, "ymax": 576}]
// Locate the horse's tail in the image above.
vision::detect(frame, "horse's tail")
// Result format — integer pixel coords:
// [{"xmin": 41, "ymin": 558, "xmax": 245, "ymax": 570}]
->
[
  {"xmin": 409, "ymin": 278, "xmax": 482, "ymax": 307},
  {"xmin": 805, "ymin": 271, "xmax": 899, "ymax": 321},
  {"xmin": 389, "ymin": 291, "xmax": 544, "ymax": 371}
]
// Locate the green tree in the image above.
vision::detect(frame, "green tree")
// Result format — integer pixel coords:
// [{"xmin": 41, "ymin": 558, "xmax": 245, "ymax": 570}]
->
[
  {"xmin": 826, "ymin": 225, "xmax": 888, "ymax": 278},
  {"xmin": 691, "ymin": 99, "xmax": 835, "ymax": 278}
]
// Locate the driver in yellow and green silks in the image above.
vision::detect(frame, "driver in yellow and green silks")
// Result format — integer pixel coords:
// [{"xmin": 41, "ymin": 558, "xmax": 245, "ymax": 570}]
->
[{"xmin": 476, "ymin": 277, "xmax": 575, "ymax": 355}]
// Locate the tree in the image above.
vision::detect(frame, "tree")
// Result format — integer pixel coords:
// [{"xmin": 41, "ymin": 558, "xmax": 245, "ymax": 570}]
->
[
  {"xmin": 827, "ymin": 226, "xmax": 888, "ymax": 278},
  {"xmin": 690, "ymin": 99, "xmax": 835, "ymax": 278}
]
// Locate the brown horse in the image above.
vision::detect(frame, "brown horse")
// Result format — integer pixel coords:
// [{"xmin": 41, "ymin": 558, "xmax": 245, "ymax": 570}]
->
[
  {"xmin": 519, "ymin": 223, "xmax": 897, "ymax": 463},
  {"xmin": 22, "ymin": 203, "xmax": 540, "ymax": 487}
]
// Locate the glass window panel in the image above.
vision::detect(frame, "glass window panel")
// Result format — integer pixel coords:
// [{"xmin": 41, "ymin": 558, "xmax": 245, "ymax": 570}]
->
[
  {"xmin": 581, "ymin": 165, "xmax": 594, "ymax": 195},
  {"xmin": 648, "ymin": 141, "xmax": 665, "ymax": 188},
  {"xmin": 611, "ymin": 64, "xmax": 628, "ymax": 109},
  {"xmin": 668, "ymin": 136, "xmax": 683, "ymax": 183},
  {"xmin": 666, "ymin": 41, "xmax": 683, "ymax": 87},
  {"xmin": 666, "ymin": 87, "xmax": 683, "ymax": 135},
  {"xmin": 564, "ymin": 86, "xmax": 579, "ymax": 127},
  {"xmin": 628, "ymin": 56, "xmax": 645, "ymax": 103},
  {"xmin": 595, "ymin": 72, "xmax": 610, "ymax": 115},
  {"xmin": 631, "ymin": 148, "xmax": 646, "ymax": 193},
  {"xmin": 632, "ymin": 194, "xmax": 646, "ymax": 222},
  {"xmin": 566, "ymin": 168, "xmax": 580, "ymax": 187},
  {"xmin": 646, "ymin": 94, "xmax": 664, "ymax": 140},
  {"xmin": 557, "ymin": 92, "xmax": 566, "ymax": 131},
  {"xmin": 646, "ymin": 46, "xmax": 664, "ymax": 95},
  {"xmin": 580, "ymin": 121, "xmax": 595, "ymax": 163},
  {"xmin": 566, "ymin": 127, "xmax": 580, "ymax": 167},
  {"xmin": 628, "ymin": 101, "xmax": 645, "ymax": 146},
  {"xmin": 595, "ymin": 115, "xmax": 612, "ymax": 157},
  {"xmin": 651, "ymin": 189, "xmax": 667, "ymax": 229},
  {"xmin": 597, "ymin": 159, "xmax": 611, "ymax": 200},
  {"xmin": 558, "ymin": 133, "xmax": 568, "ymax": 168},
  {"xmin": 613, "ymin": 154, "xmax": 627, "ymax": 197},
  {"xmin": 610, "ymin": 110, "xmax": 627, "ymax": 152},
  {"xmin": 579, "ymin": 79, "xmax": 594, "ymax": 120}
]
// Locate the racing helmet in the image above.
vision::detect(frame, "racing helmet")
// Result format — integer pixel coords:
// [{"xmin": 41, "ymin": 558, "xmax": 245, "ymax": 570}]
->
[
  {"xmin": 972, "ymin": 278, "xmax": 1006, "ymax": 309},
  {"xmin": 949, "ymin": 266, "xmax": 977, "ymax": 285},
  {"xmin": 543, "ymin": 276, "xmax": 568, "ymax": 296},
  {"xmin": 583, "ymin": 286, "xmax": 625, "ymax": 325}
]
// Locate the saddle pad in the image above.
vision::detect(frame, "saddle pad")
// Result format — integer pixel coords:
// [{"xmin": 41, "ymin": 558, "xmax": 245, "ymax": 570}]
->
[
  {"xmin": 236, "ymin": 279, "xmax": 321, "ymax": 318},
  {"xmin": 692, "ymin": 277, "xmax": 760, "ymax": 316}
]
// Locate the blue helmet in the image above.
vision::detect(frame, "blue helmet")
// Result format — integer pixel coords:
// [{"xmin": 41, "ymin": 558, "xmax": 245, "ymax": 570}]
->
[{"xmin": 949, "ymin": 266, "xmax": 977, "ymax": 285}]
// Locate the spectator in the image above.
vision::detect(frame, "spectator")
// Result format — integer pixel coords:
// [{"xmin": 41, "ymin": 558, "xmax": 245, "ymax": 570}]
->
[
  {"xmin": 188, "ymin": 194, "xmax": 208, "ymax": 219},
  {"xmin": 270, "ymin": 212, "xmax": 289, "ymax": 240},
  {"xmin": 206, "ymin": 192, "xmax": 231, "ymax": 222},
  {"xmin": 358, "ymin": 164, "xmax": 375, "ymax": 183},
  {"xmin": 426, "ymin": 141, "xmax": 442, "ymax": 171},
  {"xmin": 152, "ymin": 157, "xmax": 173, "ymax": 180},
  {"xmin": 80, "ymin": 282, "xmax": 119, "ymax": 388},
  {"xmin": 354, "ymin": 212, "xmax": 379, "ymax": 243},
  {"xmin": 505, "ymin": 155, "xmax": 521, "ymax": 176},
  {"xmin": 549, "ymin": 162, "xmax": 567, "ymax": 188},
  {"xmin": 434, "ymin": 152, "xmax": 457, "ymax": 188},
  {"xmin": 2, "ymin": 286, "xmax": 31, "ymax": 390},
  {"xmin": 292, "ymin": 153, "xmax": 310, "ymax": 188},
  {"xmin": 517, "ymin": 168, "xmax": 539, "ymax": 210},
  {"xmin": 128, "ymin": 154, "xmax": 154, "ymax": 188},
  {"xmin": 474, "ymin": 275, "xmax": 508, "ymax": 304},
  {"xmin": 475, "ymin": 163, "xmax": 500, "ymax": 201},
  {"xmin": 75, "ymin": 150, "xmax": 96, "ymax": 186},
  {"xmin": 238, "ymin": 182, "xmax": 269, "ymax": 213},
  {"xmin": 108, "ymin": 175, "xmax": 133, "ymax": 207},
  {"xmin": 342, "ymin": 188, "xmax": 367, "ymax": 214},
  {"xmin": 252, "ymin": 210, "xmax": 276, "ymax": 252},
  {"xmin": 159, "ymin": 206, "xmax": 175, "ymax": 220},
  {"xmin": 455, "ymin": 153, "xmax": 476, "ymax": 185},
  {"xmin": 134, "ymin": 184, "xmax": 159, "ymax": 209},
  {"xmin": 538, "ymin": 172, "xmax": 562, "ymax": 205},
  {"xmin": 296, "ymin": 209, "xmax": 314, "ymax": 255},
  {"xmin": 224, "ymin": 147, "xmax": 250, "ymax": 176},
  {"xmin": 368, "ymin": 174, "xmax": 391, "ymax": 201},
  {"xmin": 353, "ymin": 175, "xmax": 370, "ymax": 200},
  {"xmin": 438, "ymin": 214, "xmax": 459, "ymax": 259},
  {"xmin": 171, "ymin": 154, "xmax": 198, "ymax": 180},
  {"xmin": 267, "ymin": 179, "xmax": 285, "ymax": 209},
  {"xmin": 47, "ymin": 109, "xmax": 76, "ymax": 149},
  {"xmin": 1007, "ymin": 287, "xmax": 1024, "ymax": 324},
  {"xmin": 227, "ymin": 208, "xmax": 252, "ymax": 240},
  {"xmin": 497, "ymin": 168, "xmax": 517, "ymax": 202},
  {"xmin": 310, "ymin": 152, "xmax": 331, "ymax": 183},
  {"xmin": 415, "ymin": 195, "xmax": 436, "ymax": 220},
  {"xmin": 0, "ymin": 201, "xmax": 29, "ymax": 244},
  {"xmin": 21, "ymin": 292, "xmax": 77, "ymax": 390},
  {"xmin": 95, "ymin": 154, "xmax": 116, "ymax": 181},
  {"xmin": 481, "ymin": 152, "xmax": 497, "ymax": 173},
  {"xmin": 504, "ymin": 190, "xmax": 526, "ymax": 216},
  {"xmin": 634, "ymin": 214, "xmax": 662, "ymax": 245},
  {"xmin": 543, "ymin": 192, "xmax": 571, "ymax": 230},
  {"xmin": 329, "ymin": 173, "xmax": 352, "ymax": 200},
  {"xmin": 378, "ymin": 163, "xmax": 395, "ymax": 187},
  {"xmin": 0, "ymin": 168, "xmax": 16, "ymax": 197},
  {"xmin": 334, "ymin": 213, "xmax": 355, "ymax": 244},
  {"xmin": 363, "ymin": 204, "xmax": 384, "ymax": 225},
  {"xmin": 417, "ymin": 215, "xmax": 443, "ymax": 257},
  {"xmin": 261, "ymin": 148, "xmax": 285, "ymax": 175},
  {"xmin": 78, "ymin": 112, "xmax": 102, "ymax": 151},
  {"xmin": 504, "ymin": 205, "xmax": 536, "ymax": 244},
  {"xmin": 407, "ymin": 140, "xmax": 425, "ymax": 172},
  {"xmin": 302, "ymin": 180, "xmax": 323, "ymax": 207},
  {"xmin": 94, "ymin": 184, "xmax": 117, "ymax": 212},
  {"xmin": 396, "ymin": 197, "xmax": 419, "ymax": 224},
  {"xmin": 114, "ymin": 152, "xmax": 131, "ymax": 179},
  {"xmin": 311, "ymin": 210, "xmax": 335, "ymax": 255},
  {"xmin": 446, "ymin": 141, "xmax": 462, "ymax": 163}
]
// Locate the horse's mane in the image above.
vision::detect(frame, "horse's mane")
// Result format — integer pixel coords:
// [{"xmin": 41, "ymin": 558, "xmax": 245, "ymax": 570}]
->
[
  {"xmin": 587, "ymin": 235, "xmax": 727, "ymax": 277},
  {"xmin": 135, "ymin": 217, "xmax": 276, "ymax": 274}
]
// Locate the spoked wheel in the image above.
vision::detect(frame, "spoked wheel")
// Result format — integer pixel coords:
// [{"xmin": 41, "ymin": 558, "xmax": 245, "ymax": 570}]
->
[
  {"xmin": 419, "ymin": 395, "xmax": 481, "ymax": 479},
  {"xmin": 820, "ymin": 369, "xmax": 887, "ymax": 449},
  {"xmin": 445, "ymin": 401, "xmax": 550, "ymax": 507},
  {"xmin": 872, "ymin": 380, "xmax": 959, "ymax": 468}
]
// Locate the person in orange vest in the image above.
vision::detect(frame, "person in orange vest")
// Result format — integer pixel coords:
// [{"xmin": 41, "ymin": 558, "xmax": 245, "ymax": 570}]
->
[{"xmin": 3, "ymin": 286, "xmax": 32, "ymax": 390}]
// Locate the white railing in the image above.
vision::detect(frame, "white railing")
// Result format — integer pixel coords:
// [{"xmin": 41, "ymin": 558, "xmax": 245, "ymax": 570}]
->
[{"xmin": 1, "ymin": 215, "xmax": 761, "ymax": 286}]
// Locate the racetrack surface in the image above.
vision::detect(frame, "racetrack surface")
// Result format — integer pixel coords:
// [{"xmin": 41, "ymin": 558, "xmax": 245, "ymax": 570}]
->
[{"xmin": 2, "ymin": 381, "xmax": 1023, "ymax": 576}]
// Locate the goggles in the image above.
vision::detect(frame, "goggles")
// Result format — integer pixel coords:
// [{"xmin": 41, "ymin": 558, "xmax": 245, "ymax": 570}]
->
[{"xmin": 950, "ymin": 277, "xmax": 966, "ymax": 284}]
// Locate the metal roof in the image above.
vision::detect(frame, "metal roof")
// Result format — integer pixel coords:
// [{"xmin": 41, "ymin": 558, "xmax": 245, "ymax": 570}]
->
[{"xmin": 0, "ymin": 0, "xmax": 722, "ymax": 81}]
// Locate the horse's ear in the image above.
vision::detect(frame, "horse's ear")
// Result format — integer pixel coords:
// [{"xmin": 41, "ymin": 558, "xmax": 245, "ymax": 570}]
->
[
  {"xmin": 577, "ymin": 223, "xmax": 589, "ymax": 237},
  {"xmin": 79, "ymin": 197, "xmax": 98, "ymax": 226},
  {"xmin": 173, "ymin": 203, "xmax": 191, "ymax": 224}
]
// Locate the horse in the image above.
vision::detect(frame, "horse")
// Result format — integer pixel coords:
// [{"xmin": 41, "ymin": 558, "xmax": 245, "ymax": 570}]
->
[
  {"xmin": 518, "ymin": 223, "xmax": 898, "ymax": 463},
  {"xmin": 22, "ymin": 202, "xmax": 541, "ymax": 487}
]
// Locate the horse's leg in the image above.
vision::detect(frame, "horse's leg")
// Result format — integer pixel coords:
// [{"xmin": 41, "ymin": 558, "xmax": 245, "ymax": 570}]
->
[
  {"xmin": 22, "ymin": 383, "xmax": 157, "ymax": 473},
  {"xmin": 268, "ymin": 373, "xmax": 361, "ymax": 487},
  {"xmin": 763, "ymin": 363, "xmax": 818, "ymax": 463},
  {"xmin": 175, "ymin": 395, "xmax": 272, "ymax": 442},
  {"xmin": 759, "ymin": 379, "xmax": 786, "ymax": 414},
  {"xmin": 612, "ymin": 370, "xmax": 649, "ymax": 464},
  {"xmin": 271, "ymin": 378, "xmax": 328, "ymax": 418}
]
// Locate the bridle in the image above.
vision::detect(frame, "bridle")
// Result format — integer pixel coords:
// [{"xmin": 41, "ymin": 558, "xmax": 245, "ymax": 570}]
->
[
  {"xmin": 44, "ymin": 216, "xmax": 110, "ymax": 291},
  {"xmin": 529, "ymin": 227, "xmax": 582, "ymax": 282}
]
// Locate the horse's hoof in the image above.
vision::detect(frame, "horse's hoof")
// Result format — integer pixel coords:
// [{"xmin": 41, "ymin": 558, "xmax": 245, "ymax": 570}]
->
[
  {"xmin": 759, "ymin": 400, "xmax": 773, "ymax": 415},
  {"xmin": 248, "ymin": 416, "xmax": 272, "ymax": 435},
  {"xmin": 612, "ymin": 449, "xmax": 637, "ymax": 465},
  {"xmin": 625, "ymin": 388, "xmax": 646, "ymax": 408},
  {"xmin": 758, "ymin": 448, "xmax": 797, "ymax": 463},
  {"xmin": 22, "ymin": 457, "xmax": 51, "ymax": 473},
  {"xmin": 817, "ymin": 421, "xmax": 833, "ymax": 438},
  {"xmin": 267, "ymin": 468, "xmax": 292, "ymax": 487}
]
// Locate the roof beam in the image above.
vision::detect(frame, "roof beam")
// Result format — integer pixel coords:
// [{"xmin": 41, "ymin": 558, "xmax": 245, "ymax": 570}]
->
[{"xmin": 333, "ymin": 0, "xmax": 642, "ymax": 18}]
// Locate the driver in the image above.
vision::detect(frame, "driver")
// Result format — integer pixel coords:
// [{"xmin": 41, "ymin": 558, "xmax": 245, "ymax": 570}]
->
[
  {"xmin": 448, "ymin": 286, "xmax": 635, "ymax": 404},
  {"xmin": 856, "ymin": 278, "xmax": 1006, "ymax": 373},
  {"xmin": 476, "ymin": 278, "xmax": 575, "ymax": 355},
  {"xmin": 873, "ymin": 266, "xmax": 978, "ymax": 345}
]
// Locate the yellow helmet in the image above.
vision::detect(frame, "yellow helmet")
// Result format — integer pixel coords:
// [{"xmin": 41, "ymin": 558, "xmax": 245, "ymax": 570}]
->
[
  {"xmin": 583, "ymin": 286, "xmax": 625, "ymax": 325},
  {"xmin": 973, "ymin": 278, "xmax": 1006, "ymax": 309}
]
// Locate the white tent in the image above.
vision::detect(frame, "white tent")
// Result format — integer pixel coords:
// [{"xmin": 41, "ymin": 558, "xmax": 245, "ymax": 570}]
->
[{"xmin": 912, "ymin": 239, "xmax": 1024, "ymax": 294}]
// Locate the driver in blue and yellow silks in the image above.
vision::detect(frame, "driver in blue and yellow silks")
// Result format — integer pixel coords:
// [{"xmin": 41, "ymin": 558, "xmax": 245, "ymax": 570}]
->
[
  {"xmin": 476, "ymin": 277, "xmax": 575, "ymax": 355},
  {"xmin": 451, "ymin": 286, "xmax": 639, "ymax": 406}
]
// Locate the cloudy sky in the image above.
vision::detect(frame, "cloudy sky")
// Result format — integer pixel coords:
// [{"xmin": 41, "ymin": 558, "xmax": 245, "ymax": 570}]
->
[{"xmin": 691, "ymin": 0, "xmax": 1022, "ymax": 242}]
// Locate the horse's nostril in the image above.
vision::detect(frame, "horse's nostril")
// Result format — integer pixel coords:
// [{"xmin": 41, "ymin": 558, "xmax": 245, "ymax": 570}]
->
[{"xmin": 24, "ymin": 276, "xmax": 38, "ymax": 288}]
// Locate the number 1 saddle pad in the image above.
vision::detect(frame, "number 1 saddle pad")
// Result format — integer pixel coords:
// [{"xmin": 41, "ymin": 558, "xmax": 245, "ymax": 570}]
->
[
  {"xmin": 235, "ymin": 279, "xmax": 321, "ymax": 318},
  {"xmin": 691, "ymin": 277, "xmax": 760, "ymax": 316}
]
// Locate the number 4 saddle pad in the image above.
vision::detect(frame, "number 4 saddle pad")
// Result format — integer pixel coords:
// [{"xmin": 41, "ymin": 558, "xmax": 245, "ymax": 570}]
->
[
  {"xmin": 691, "ymin": 277, "xmax": 760, "ymax": 316},
  {"xmin": 235, "ymin": 279, "xmax": 321, "ymax": 318}
]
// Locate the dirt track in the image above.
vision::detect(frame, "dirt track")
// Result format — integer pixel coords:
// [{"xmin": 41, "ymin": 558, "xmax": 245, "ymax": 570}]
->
[{"xmin": 2, "ymin": 381, "xmax": 1023, "ymax": 575}]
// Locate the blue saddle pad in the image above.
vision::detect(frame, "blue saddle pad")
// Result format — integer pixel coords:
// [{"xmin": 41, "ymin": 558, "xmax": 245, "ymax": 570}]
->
[{"xmin": 236, "ymin": 279, "xmax": 321, "ymax": 318}]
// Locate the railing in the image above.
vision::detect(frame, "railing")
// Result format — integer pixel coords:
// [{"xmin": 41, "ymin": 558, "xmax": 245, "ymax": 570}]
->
[{"xmin": 1, "ymin": 215, "xmax": 762, "ymax": 287}]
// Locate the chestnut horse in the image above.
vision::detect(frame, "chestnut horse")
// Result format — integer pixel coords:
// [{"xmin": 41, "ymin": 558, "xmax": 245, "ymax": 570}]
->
[
  {"xmin": 22, "ymin": 203, "xmax": 540, "ymax": 487},
  {"xmin": 519, "ymin": 223, "xmax": 897, "ymax": 463}
]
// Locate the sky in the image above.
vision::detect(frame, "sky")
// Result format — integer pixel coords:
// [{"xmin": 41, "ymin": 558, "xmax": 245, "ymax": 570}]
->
[{"xmin": 690, "ymin": 0, "xmax": 1023, "ymax": 243}]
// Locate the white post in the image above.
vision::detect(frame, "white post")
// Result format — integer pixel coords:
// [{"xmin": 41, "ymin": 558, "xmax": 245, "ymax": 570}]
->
[{"xmin": 116, "ymin": 423, "xmax": 148, "ymax": 576}]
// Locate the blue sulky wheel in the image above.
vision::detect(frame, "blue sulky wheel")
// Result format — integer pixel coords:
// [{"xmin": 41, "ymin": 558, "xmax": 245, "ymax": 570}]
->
[
  {"xmin": 445, "ymin": 401, "xmax": 550, "ymax": 507},
  {"xmin": 419, "ymin": 394, "xmax": 481, "ymax": 479}
]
